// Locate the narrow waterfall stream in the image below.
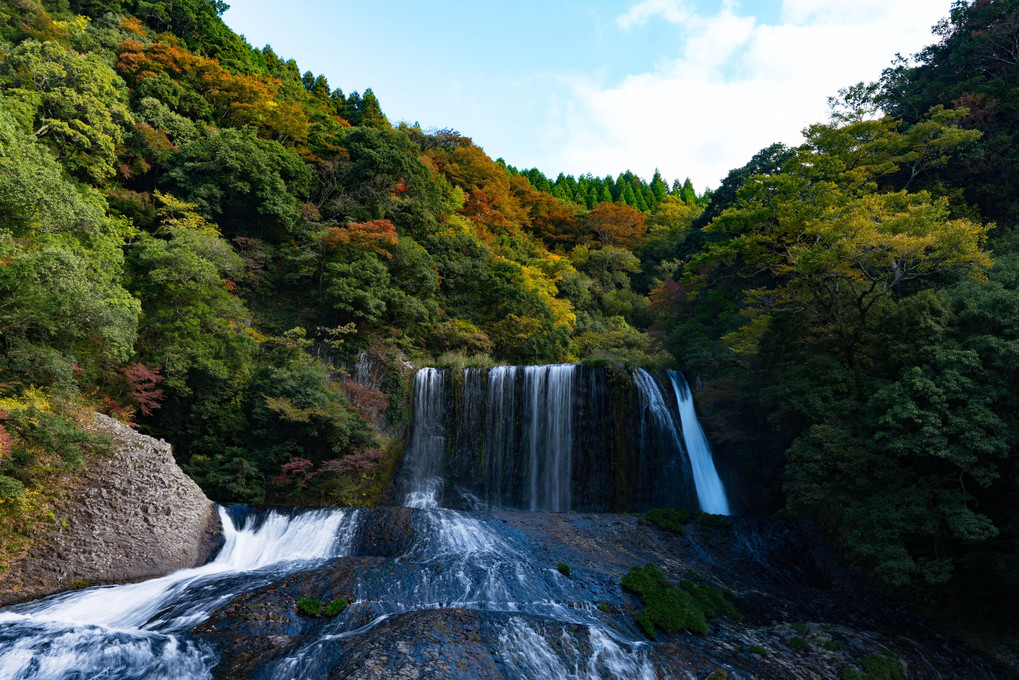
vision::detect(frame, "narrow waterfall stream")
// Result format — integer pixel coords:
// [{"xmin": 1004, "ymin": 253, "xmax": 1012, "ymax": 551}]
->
[{"xmin": 669, "ymin": 373, "xmax": 730, "ymax": 515}]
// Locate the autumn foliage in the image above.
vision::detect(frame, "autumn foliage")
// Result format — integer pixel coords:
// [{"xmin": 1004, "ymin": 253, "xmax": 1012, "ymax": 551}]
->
[
  {"xmin": 323, "ymin": 220, "xmax": 398, "ymax": 258},
  {"xmin": 117, "ymin": 39, "xmax": 309, "ymax": 143},
  {"xmin": 583, "ymin": 202, "xmax": 647, "ymax": 247}
]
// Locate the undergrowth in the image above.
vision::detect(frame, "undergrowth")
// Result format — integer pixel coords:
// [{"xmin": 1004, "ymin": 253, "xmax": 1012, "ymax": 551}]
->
[
  {"xmin": 0, "ymin": 391, "xmax": 112, "ymax": 570},
  {"xmin": 621, "ymin": 563, "xmax": 739, "ymax": 638}
]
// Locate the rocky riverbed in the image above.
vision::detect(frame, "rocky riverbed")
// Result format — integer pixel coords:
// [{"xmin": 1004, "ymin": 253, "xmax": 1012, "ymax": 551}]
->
[{"xmin": 191, "ymin": 507, "xmax": 1011, "ymax": 679}]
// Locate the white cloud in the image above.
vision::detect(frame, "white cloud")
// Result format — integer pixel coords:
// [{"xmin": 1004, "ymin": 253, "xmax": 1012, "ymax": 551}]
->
[
  {"xmin": 538, "ymin": 0, "xmax": 954, "ymax": 190},
  {"xmin": 617, "ymin": 0, "xmax": 690, "ymax": 30}
]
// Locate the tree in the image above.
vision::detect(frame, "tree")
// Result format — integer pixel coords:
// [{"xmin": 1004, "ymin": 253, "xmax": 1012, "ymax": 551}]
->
[
  {"xmin": 0, "ymin": 103, "xmax": 139, "ymax": 386},
  {"xmin": 160, "ymin": 127, "xmax": 311, "ymax": 241},
  {"xmin": 128, "ymin": 193, "xmax": 255, "ymax": 394},
  {"xmin": 0, "ymin": 39, "xmax": 134, "ymax": 181},
  {"xmin": 583, "ymin": 201, "xmax": 647, "ymax": 248},
  {"xmin": 687, "ymin": 111, "xmax": 991, "ymax": 367}
]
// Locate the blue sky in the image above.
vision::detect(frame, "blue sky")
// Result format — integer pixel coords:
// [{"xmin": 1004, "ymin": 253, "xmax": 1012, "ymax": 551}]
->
[{"xmin": 223, "ymin": 0, "xmax": 956, "ymax": 190}]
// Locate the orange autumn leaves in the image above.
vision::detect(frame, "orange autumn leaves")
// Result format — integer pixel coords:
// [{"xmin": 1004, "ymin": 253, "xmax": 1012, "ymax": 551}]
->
[
  {"xmin": 117, "ymin": 38, "xmax": 310, "ymax": 144},
  {"xmin": 322, "ymin": 219, "xmax": 399, "ymax": 258}
]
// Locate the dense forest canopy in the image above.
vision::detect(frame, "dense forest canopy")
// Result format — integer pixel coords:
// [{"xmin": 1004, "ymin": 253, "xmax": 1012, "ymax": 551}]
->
[{"xmin": 0, "ymin": 0, "xmax": 1017, "ymax": 626}]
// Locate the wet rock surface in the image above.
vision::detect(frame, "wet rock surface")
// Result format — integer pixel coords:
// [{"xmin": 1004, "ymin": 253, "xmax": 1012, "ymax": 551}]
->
[
  {"xmin": 0, "ymin": 413, "xmax": 220, "ymax": 605},
  {"xmin": 192, "ymin": 508, "xmax": 1011, "ymax": 679}
]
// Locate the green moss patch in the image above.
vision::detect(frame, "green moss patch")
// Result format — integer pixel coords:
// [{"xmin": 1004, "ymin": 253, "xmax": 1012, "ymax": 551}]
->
[
  {"xmin": 621, "ymin": 563, "xmax": 739, "ymax": 639},
  {"xmin": 842, "ymin": 651, "xmax": 903, "ymax": 680},
  {"xmin": 297, "ymin": 597, "xmax": 350, "ymax": 618},
  {"xmin": 323, "ymin": 598, "xmax": 348, "ymax": 616},
  {"xmin": 788, "ymin": 636, "xmax": 810, "ymax": 651},
  {"xmin": 296, "ymin": 597, "xmax": 323, "ymax": 617},
  {"xmin": 644, "ymin": 507, "xmax": 690, "ymax": 533}
]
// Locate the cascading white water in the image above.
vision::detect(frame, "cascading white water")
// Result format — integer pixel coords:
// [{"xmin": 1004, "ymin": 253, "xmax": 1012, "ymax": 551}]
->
[
  {"xmin": 499, "ymin": 618, "xmax": 657, "ymax": 680},
  {"xmin": 0, "ymin": 507, "xmax": 358, "ymax": 680},
  {"xmin": 668, "ymin": 372, "xmax": 730, "ymax": 515},
  {"xmin": 403, "ymin": 364, "xmax": 576, "ymax": 512},
  {"xmin": 403, "ymin": 367, "xmax": 446, "ymax": 508},
  {"xmin": 404, "ymin": 364, "xmax": 729, "ymax": 514},
  {"xmin": 331, "ymin": 508, "xmax": 656, "ymax": 680},
  {"xmin": 634, "ymin": 369, "xmax": 731, "ymax": 515},
  {"xmin": 525, "ymin": 364, "xmax": 574, "ymax": 512}
]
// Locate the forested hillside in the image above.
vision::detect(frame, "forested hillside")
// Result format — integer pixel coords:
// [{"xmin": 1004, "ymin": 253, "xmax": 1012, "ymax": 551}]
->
[
  {"xmin": 0, "ymin": 0, "xmax": 703, "ymax": 552},
  {"xmin": 0, "ymin": 0, "xmax": 1016, "ymax": 631}
]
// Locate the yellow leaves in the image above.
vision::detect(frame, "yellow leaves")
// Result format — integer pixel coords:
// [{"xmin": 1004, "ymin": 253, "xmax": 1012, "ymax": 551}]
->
[
  {"xmin": 53, "ymin": 16, "xmax": 91, "ymax": 39},
  {"xmin": 803, "ymin": 191, "xmax": 993, "ymax": 286},
  {"xmin": 513, "ymin": 261, "xmax": 576, "ymax": 332},
  {"xmin": 0, "ymin": 388, "xmax": 52, "ymax": 418},
  {"xmin": 153, "ymin": 191, "xmax": 221, "ymax": 235},
  {"xmin": 245, "ymin": 327, "xmax": 269, "ymax": 343},
  {"xmin": 120, "ymin": 15, "xmax": 147, "ymax": 37},
  {"xmin": 435, "ymin": 214, "xmax": 475, "ymax": 239},
  {"xmin": 263, "ymin": 396, "xmax": 311, "ymax": 423}
]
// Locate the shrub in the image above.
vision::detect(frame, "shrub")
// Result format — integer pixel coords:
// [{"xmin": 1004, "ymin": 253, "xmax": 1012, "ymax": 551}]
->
[
  {"xmin": 296, "ymin": 597, "xmax": 323, "ymax": 617},
  {"xmin": 749, "ymin": 646, "xmax": 770, "ymax": 657},
  {"xmin": 0, "ymin": 476, "xmax": 24, "ymax": 499},
  {"xmin": 644, "ymin": 507, "xmax": 689, "ymax": 533},
  {"xmin": 792, "ymin": 623, "xmax": 810, "ymax": 634},
  {"xmin": 621, "ymin": 563, "xmax": 738, "ymax": 639},
  {"xmin": 824, "ymin": 640, "xmax": 846, "ymax": 651},
  {"xmin": 557, "ymin": 562, "xmax": 571, "ymax": 577}
]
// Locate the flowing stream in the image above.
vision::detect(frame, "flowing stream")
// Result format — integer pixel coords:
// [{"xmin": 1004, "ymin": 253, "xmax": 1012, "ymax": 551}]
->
[
  {"xmin": 0, "ymin": 507, "xmax": 358, "ymax": 680},
  {"xmin": 253, "ymin": 507, "xmax": 657, "ymax": 680},
  {"xmin": 0, "ymin": 363, "xmax": 733, "ymax": 679}
]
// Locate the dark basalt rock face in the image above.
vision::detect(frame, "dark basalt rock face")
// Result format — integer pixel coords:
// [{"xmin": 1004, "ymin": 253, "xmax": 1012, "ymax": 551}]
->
[
  {"xmin": 395, "ymin": 365, "xmax": 707, "ymax": 513},
  {"xmin": 190, "ymin": 508, "xmax": 1008, "ymax": 680}
]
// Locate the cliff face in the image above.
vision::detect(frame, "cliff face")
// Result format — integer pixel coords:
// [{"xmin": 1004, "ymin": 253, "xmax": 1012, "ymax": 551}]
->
[{"xmin": 0, "ymin": 413, "xmax": 220, "ymax": 605}]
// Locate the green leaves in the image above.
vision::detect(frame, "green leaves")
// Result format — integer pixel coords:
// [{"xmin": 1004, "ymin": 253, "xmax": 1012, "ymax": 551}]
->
[
  {"xmin": 687, "ymin": 110, "xmax": 991, "ymax": 366},
  {"xmin": 160, "ymin": 127, "xmax": 311, "ymax": 241},
  {"xmin": 0, "ymin": 102, "xmax": 139, "ymax": 386},
  {"xmin": 0, "ymin": 39, "xmax": 134, "ymax": 182}
]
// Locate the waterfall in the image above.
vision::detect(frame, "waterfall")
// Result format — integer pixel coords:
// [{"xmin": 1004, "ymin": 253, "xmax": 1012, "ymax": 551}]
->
[
  {"xmin": 399, "ymin": 364, "xmax": 730, "ymax": 514},
  {"xmin": 524, "ymin": 364, "xmax": 574, "ymax": 512},
  {"xmin": 0, "ymin": 506, "xmax": 359, "ymax": 679},
  {"xmin": 402, "ymin": 364, "xmax": 576, "ymax": 512},
  {"xmin": 668, "ymin": 373, "xmax": 731, "ymax": 515},
  {"xmin": 402, "ymin": 367, "xmax": 446, "ymax": 508}
]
